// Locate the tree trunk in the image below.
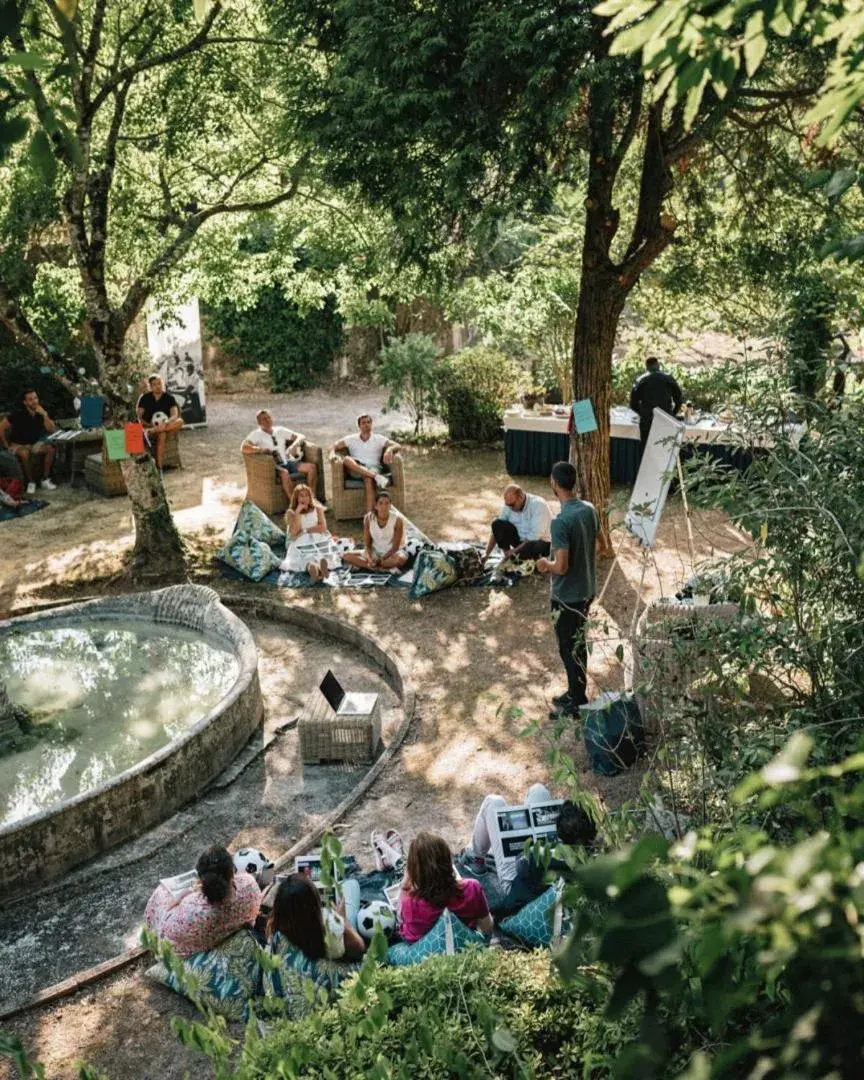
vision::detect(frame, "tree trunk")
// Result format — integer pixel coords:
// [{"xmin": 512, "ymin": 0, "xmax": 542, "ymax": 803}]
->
[
  {"xmin": 119, "ymin": 456, "xmax": 187, "ymax": 583},
  {"xmin": 570, "ymin": 263, "xmax": 627, "ymax": 557}
]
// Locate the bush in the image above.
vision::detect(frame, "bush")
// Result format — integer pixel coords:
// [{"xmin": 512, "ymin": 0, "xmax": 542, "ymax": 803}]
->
[
  {"xmin": 241, "ymin": 949, "xmax": 638, "ymax": 1079},
  {"xmin": 205, "ymin": 287, "xmax": 343, "ymax": 392},
  {"xmin": 0, "ymin": 330, "xmax": 79, "ymax": 418},
  {"xmin": 377, "ymin": 332, "xmax": 442, "ymax": 436},
  {"xmin": 438, "ymin": 346, "xmax": 522, "ymax": 441},
  {"xmin": 611, "ymin": 353, "xmax": 775, "ymax": 413}
]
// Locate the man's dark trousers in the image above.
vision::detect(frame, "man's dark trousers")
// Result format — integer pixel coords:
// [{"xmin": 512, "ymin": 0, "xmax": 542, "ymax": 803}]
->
[
  {"xmin": 491, "ymin": 519, "xmax": 550, "ymax": 560},
  {"xmin": 551, "ymin": 599, "xmax": 591, "ymax": 708}
]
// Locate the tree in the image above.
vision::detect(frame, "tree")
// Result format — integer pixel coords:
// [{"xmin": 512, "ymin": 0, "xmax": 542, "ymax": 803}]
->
[
  {"xmin": 0, "ymin": 0, "xmax": 308, "ymax": 578},
  {"xmin": 275, "ymin": 0, "xmax": 813, "ymax": 552}
]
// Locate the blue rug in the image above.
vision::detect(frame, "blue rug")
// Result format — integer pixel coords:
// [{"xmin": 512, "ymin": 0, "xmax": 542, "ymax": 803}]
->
[{"xmin": 0, "ymin": 499, "xmax": 48, "ymax": 523}]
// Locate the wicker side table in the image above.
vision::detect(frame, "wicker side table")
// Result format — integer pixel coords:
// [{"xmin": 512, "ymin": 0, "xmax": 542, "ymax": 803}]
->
[{"xmin": 298, "ymin": 686, "xmax": 381, "ymax": 764}]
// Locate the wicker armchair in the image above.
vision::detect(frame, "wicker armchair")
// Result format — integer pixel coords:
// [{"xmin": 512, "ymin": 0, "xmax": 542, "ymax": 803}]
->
[
  {"xmin": 243, "ymin": 441, "xmax": 325, "ymax": 517},
  {"xmin": 330, "ymin": 450, "xmax": 406, "ymax": 522}
]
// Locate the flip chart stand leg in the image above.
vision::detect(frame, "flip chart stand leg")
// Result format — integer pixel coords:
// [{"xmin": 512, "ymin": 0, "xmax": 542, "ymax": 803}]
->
[
  {"xmin": 595, "ymin": 551, "xmax": 620, "ymax": 608},
  {"xmin": 629, "ymin": 545, "xmax": 651, "ymax": 641},
  {"xmin": 677, "ymin": 455, "xmax": 696, "ymax": 570}
]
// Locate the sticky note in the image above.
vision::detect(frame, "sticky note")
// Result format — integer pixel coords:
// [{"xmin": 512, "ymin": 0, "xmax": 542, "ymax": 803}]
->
[
  {"xmin": 124, "ymin": 422, "xmax": 145, "ymax": 455},
  {"xmin": 104, "ymin": 429, "xmax": 128, "ymax": 461},
  {"xmin": 571, "ymin": 398, "xmax": 598, "ymax": 434}
]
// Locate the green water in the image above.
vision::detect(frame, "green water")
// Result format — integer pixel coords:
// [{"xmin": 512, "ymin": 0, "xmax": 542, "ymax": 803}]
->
[{"xmin": 0, "ymin": 621, "xmax": 240, "ymax": 826}]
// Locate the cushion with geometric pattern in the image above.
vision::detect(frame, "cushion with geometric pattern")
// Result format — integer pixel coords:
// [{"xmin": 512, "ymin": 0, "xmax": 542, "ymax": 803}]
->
[
  {"xmin": 386, "ymin": 908, "xmax": 486, "ymax": 967},
  {"xmin": 218, "ymin": 532, "xmax": 278, "ymax": 581},
  {"xmin": 408, "ymin": 549, "xmax": 458, "ymax": 600},
  {"xmin": 499, "ymin": 881, "xmax": 567, "ymax": 948},
  {"xmin": 233, "ymin": 499, "xmax": 285, "ymax": 544}
]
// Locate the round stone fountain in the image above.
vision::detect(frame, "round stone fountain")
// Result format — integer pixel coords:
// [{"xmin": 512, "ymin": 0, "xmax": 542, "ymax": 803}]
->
[{"xmin": 0, "ymin": 585, "xmax": 262, "ymax": 900}]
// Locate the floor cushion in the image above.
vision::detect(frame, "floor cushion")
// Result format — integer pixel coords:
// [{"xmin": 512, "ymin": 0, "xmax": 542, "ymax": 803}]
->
[
  {"xmin": 386, "ymin": 909, "xmax": 486, "ymax": 967},
  {"xmin": 262, "ymin": 931, "xmax": 361, "ymax": 1018},
  {"xmin": 234, "ymin": 499, "xmax": 285, "ymax": 544},
  {"xmin": 145, "ymin": 929, "xmax": 261, "ymax": 1021},
  {"xmin": 219, "ymin": 533, "xmax": 278, "ymax": 581},
  {"xmin": 409, "ymin": 549, "xmax": 458, "ymax": 600},
  {"xmin": 499, "ymin": 881, "xmax": 567, "ymax": 948}
]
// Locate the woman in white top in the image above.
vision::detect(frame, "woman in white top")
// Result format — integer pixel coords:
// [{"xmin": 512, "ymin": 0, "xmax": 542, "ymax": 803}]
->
[
  {"xmin": 343, "ymin": 490, "xmax": 409, "ymax": 571},
  {"xmin": 281, "ymin": 484, "xmax": 336, "ymax": 581}
]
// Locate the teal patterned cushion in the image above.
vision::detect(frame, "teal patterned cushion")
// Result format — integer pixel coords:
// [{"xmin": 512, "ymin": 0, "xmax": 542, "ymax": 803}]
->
[
  {"xmin": 219, "ymin": 533, "xmax": 277, "ymax": 581},
  {"xmin": 499, "ymin": 882, "xmax": 566, "ymax": 948},
  {"xmin": 386, "ymin": 909, "xmax": 486, "ymax": 967},
  {"xmin": 262, "ymin": 932, "xmax": 362, "ymax": 1017},
  {"xmin": 234, "ymin": 499, "xmax": 285, "ymax": 544},
  {"xmin": 409, "ymin": 549, "xmax": 458, "ymax": 600},
  {"xmin": 146, "ymin": 929, "xmax": 261, "ymax": 1021}
]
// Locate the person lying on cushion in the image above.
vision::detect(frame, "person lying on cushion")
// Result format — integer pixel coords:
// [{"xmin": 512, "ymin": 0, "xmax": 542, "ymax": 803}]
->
[
  {"xmin": 263, "ymin": 874, "xmax": 364, "ymax": 1015},
  {"xmin": 144, "ymin": 845, "xmax": 261, "ymax": 958},
  {"xmin": 399, "ymin": 831, "xmax": 493, "ymax": 943},
  {"xmin": 460, "ymin": 785, "xmax": 597, "ymax": 917}
]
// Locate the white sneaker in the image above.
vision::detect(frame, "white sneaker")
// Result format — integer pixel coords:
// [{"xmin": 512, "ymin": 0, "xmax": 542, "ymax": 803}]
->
[
  {"xmin": 26, "ymin": 482, "xmax": 36, "ymax": 495},
  {"xmin": 374, "ymin": 473, "xmax": 390, "ymax": 489},
  {"xmin": 40, "ymin": 478, "xmax": 57, "ymax": 491}
]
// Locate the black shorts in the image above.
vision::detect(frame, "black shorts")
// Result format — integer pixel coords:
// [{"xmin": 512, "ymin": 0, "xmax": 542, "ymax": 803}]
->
[{"xmin": 275, "ymin": 458, "xmax": 304, "ymax": 481}]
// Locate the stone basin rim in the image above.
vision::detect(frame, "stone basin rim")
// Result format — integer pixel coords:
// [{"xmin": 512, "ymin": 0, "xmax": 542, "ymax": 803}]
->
[{"xmin": 0, "ymin": 585, "xmax": 259, "ymax": 843}]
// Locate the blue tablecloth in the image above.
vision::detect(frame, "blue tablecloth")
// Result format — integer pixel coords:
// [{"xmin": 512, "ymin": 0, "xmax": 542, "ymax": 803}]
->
[{"xmin": 504, "ymin": 430, "xmax": 753, "ymax": 484}]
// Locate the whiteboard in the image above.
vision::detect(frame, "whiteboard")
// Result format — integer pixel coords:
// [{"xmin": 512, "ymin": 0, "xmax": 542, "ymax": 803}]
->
[{"xmin": 624, "ymin": 408, "xmax": 685, "ymax": 549}]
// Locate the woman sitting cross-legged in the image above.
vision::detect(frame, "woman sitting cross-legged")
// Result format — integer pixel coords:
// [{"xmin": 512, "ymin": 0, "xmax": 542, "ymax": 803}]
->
[
  {"xmin": 343, "ymin": 490, "xmax": 409, "ymax": 572},
  {"xmin": 144, "ymin": 845, "xmax": 262, "ymax": 957},
  {"xmin": 263, "ymin": 874, "xmax": 365, "ymax": 1014},
  {"xmin": 399, "ymin": 832, "xmax": 493, "ymax": 943},
  {"xmin": 281, "ymin": 483, "xmax": 338, "ymax": 582}
]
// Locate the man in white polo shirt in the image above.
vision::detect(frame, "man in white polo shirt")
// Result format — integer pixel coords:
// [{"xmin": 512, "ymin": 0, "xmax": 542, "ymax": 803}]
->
[
  {"xmin": 241, "ymin": 409, "xmax": 318, "ymax": 500},
  {"xmin": 484, "ymin": 483, "xmax": 552, "ymax": 562},
  {"xmin": 330, "ymin": 413, "xmax": 401, "ymax": 513}
]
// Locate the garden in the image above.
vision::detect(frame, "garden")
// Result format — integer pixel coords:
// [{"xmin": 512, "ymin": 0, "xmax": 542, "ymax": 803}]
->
[{"xmin": 1, "ymin": 0, "xmax": 864, "ymax": 1078}]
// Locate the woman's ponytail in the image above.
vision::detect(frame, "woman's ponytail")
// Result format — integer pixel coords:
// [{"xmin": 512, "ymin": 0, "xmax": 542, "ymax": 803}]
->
[{"xmin": 196, "ymin": 845, "xmax": 234, "ymax": 904}]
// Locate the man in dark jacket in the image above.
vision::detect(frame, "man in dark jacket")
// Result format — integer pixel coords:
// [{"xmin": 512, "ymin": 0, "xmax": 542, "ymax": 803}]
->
[{"xmin": 629, "ymin": 357, "xmax": 683, "ymax": 448}]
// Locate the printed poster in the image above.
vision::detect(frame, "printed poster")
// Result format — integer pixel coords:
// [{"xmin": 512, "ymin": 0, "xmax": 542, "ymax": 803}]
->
[{"xmin": 146, "ymin": 298, "xmax": 207, "ymax": 427}]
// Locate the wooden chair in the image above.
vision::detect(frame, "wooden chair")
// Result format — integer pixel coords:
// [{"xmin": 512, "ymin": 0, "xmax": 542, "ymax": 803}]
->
[
  {"xmin": 243, "ymin": 441, "xmax": 326, "ymax": 517},
  {"xmin": 330, "ymin": 451, "xmax": 406, "ymax": 522},
  {"xmin": 84, "ymin": 430, "xmax": 182, "ymax": 497}
]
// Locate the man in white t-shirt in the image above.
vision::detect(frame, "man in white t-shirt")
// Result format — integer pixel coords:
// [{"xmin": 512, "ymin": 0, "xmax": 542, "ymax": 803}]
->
[
  {"xmin": 330, "ymin": 413, "xmax": 401, "ymax": 513},
  {"xmin": 484, "ymin": 484, "xmax": 552, "ymax": 562},
  {"xmin": 241, "ymin": 409, "xmax": 318, "ymax": 500}
]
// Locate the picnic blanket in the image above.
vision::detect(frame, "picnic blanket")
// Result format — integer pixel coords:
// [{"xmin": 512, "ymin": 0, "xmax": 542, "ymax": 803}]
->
[{"xmin": 0, "ymin": 499, "xmax": 48, "ymax": 523}]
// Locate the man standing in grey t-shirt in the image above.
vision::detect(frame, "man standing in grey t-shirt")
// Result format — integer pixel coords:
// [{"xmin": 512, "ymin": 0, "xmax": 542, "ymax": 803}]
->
[{"xmin": 537, "ymin": 461, "xmax": 598, "ymax": 715}]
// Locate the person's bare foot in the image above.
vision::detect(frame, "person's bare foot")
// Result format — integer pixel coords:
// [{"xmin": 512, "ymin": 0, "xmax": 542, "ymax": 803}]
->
[
  {"xmin": 308, "ymin": 563, "xmax": 321, "ymax": 582},
  {"xmin": 318, "ymin": 558, "xmax": 329, "ymax": 579}
]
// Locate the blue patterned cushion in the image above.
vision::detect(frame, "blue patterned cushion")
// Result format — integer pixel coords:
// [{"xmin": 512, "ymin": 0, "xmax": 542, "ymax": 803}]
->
[
  {"xmin": 262, "ymin": 932, "xmax": 362, "ymax": 1017},
  {"xmin": 499, "ymin": 882, "xmax": 566, "ymax": 947},
  {"xmin": 234, "ymin": 499, "xmax": 285, "ymax": 544},
  {"xmin": 386, "ymin": 909, "xmax": 486, "ymax": 967},
  {"xmin": 219, "ymin": 533, "xmax": 277, "ymax": 581},
  {"xmin": 146, "ymin": 929, "xmax": 261, "ymax": 1021},
  {"xmin": 409, "ymin": 550, "xmax": 458, "ymax": 600}
]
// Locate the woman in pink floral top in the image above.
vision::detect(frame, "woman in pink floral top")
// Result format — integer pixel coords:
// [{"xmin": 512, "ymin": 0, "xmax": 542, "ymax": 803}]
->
[{"xmin": 145, "ymin": 846, "xmax": 261, "ymax": 957}]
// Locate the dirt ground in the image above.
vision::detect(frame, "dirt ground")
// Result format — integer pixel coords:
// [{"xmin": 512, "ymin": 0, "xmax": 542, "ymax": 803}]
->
[{"xmin": 0, "ymin": 386, "xmax": 748, "ymax": 1079}]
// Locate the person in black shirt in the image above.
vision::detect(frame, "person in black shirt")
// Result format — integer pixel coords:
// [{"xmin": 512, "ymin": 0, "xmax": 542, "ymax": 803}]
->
[
  {"xmin": 0, "ymin": 389, "xmax": 57, "ymax": 494},
  {"xmin": 136, "ymin": 374, "xmax": 184, "ymax": 469},
  {"xmin": 629, "ymin": 357, "xmax": 683, "ymax": 449}
]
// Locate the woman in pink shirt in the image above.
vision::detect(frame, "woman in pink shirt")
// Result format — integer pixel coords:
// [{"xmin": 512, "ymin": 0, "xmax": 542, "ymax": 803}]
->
[
  {"xmin": 145, "ymin": 846, "xmax": 261, "ymax": 957},
  {"xmin": 399, "ymin": 832, "xmax": 493, "ymax": 943}
]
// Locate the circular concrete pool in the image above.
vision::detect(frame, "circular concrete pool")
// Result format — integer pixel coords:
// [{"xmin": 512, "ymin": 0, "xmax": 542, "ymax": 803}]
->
[{"xmin": 0, "ymin": 586, "xmax": 262, "ymax": 899}]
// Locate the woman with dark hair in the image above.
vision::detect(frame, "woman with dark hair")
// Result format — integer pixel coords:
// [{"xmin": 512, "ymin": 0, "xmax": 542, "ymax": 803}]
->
[
  {"xmin": 399, "ymin": 832, "xmax": 493, "ymax": 943},
  {"xmin": 343, "ymin": 490, "xmax": 409, "ymax": 571},
  {"xmin": 144, "ymin": 845, "xmax": 261, "ymax": 957},
  {"xmin": 263, "ymin": 874, "xmax": 364, "ymax": 1014}
]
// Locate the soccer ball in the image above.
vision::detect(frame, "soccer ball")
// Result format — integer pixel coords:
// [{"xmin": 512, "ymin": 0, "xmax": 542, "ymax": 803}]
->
[
  {"xmin": 234, "ymin": 848, "xmax": 275, "ymax": 886},
  {"xmin": 357, "ymin": 899, "xmax": 397, "ymax": 940},
  {"xmin": 151, "ymin": 410, "xmax": 170, "ymax": 427}
]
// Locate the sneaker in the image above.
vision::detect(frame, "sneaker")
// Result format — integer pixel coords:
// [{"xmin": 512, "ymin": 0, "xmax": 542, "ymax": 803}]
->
[
  {"xmin": 374, "ymin": 473, "xmax": 390, "ymax": 489},
  {"xmin": 551, "ymin": 692, "xmax": 573, "ymax": 710},
  {"xmin": 26, "ymin": 482, "xmax": 36, "ymax": 495},
  {"xmin": 40, "ymin": 478, "xmax": 57, "ymax": 491}
]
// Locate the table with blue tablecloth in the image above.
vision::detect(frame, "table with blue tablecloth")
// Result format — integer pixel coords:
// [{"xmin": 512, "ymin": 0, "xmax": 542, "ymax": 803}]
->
[{"xmin": 503, "ymin": 406, "xmax": 758, "ymax": 484}]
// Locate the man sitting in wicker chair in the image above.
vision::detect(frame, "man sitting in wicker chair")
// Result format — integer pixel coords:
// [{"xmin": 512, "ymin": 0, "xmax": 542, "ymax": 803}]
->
[
  {"xmin": 330, "ymin": 414, "xmax": 401, "ymax": 514},
  {"xmin": 242, "ymin": 409, "xmax": 318, "ymax": 501}
]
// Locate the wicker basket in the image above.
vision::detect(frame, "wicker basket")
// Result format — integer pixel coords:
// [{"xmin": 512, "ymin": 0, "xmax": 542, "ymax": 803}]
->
[
  {"xmin": 330, "ymin": 451, "xmax": 406, "ymax": 522},
  {"xmin": 298, "ymin": 685, "xmax": 381, "ymax": 764},
  {"xmin": 243, "ymin": 441, "xmax": 326, "ymax": 517}
]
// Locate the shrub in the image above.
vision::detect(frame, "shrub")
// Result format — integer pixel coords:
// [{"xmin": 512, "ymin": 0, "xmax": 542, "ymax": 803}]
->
[
  {"xmin": 438, "ymin": 346, "xmax": 522, "ymax": 441},
  {"xmin": 0, "ymin": 332, "xmax": 80, "ymax": 417},
  {"xmin": 241, "ymin": 949, "xmax": 639, "ymax": 1079},
  {"xmin": 205, "ymin": 287, "xmax": 343, "ymax": 392},
  {"xmin": 377, "ymin": 332, "xmax": 442, "ymax": 436}
]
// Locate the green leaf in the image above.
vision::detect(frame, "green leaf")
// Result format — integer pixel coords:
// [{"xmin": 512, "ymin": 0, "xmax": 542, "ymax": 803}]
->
[
  {"xmin": 193, "ymin": 0, "xmax": 208, "ymax": 23},
  {"xmin": 491, "ymin": 1028, "xmax": 518, "ymax": 1054},
  {"xmin": 803, "ymin": 168, "xmax": 832, "ymax": 190},
  {"xmin": 824, "ymin": 168, "xmax": 858, "ymax": 200},
  {"xmin": 743, "ymin": 12, "xmax": 766, "ymax": 77},
  {"xmin": 28, "ymin": 127, "xmax": 55, "ymax": 183},
  {"xmin": 5, "ymin": 50, "xmax": 52, "ymax": 70}
]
